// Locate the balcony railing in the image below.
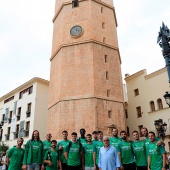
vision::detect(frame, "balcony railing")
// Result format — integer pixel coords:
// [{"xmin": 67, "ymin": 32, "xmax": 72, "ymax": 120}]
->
[
  {"xmin": 16, "ymin": 115, "xmax": 20, "ymax": 121},
  {"xmin": 26, "ymin": 130, "xmax": 29, "ymax": 137},
  {"xmin": 5, "ymin": 134, "xmax": 10, "ymax": 141},
  {"xmin": 8, "ymin": 118, "xmax": 11, "ymax": 124},
  {"xmin": 26, "ymin": 111, "xmax": 31, "ymax": 118},
  {"xmin": 13, "ymin": 132, "xmax": 18, "ymax": 139}
]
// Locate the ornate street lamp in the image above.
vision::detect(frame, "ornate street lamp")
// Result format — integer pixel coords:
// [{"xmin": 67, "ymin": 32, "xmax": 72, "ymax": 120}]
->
[
  {"xmin": 163, "ymin": 91, "xmax": 170, "ymax": 107},
  {"xmin": 157, "ymin": 22, "xmax": 170, "ymax": 83},
  {"xmin": 154, "ymin": 119, "xmax": 167, "ymax": 141},
  {"xmin": 157, "ymin": 23, "xmax": 170, "ymax": 106}
]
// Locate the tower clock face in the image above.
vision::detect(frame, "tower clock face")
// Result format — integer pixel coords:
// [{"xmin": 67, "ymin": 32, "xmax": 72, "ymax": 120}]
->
[{"xmin": 70, "ymin": 25, "xmax": 83, "ymax": 37}]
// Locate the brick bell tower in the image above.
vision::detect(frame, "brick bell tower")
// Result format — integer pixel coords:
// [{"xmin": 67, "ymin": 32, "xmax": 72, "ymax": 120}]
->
[{"xmin": 48, "ymin": 0, "xmax": 126, "ymax": 139}]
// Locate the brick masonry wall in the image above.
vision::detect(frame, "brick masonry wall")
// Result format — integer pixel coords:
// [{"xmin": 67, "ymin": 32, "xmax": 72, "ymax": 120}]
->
[
  {"xmin": 48, "ymin": 98, "xmax": 125, "ymax": 139},
  {"xmin": 48, "ymin": 0, "xmax": 126, "ymax": 139}
]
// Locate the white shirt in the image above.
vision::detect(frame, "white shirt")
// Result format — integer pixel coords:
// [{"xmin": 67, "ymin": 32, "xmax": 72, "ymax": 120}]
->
[{"xmin": 2, "ymin": 156, "xmax": 6, "ymax": 170}]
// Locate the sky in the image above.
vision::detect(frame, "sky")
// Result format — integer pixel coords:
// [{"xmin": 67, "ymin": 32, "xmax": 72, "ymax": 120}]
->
[{"xmin": 0, "ymin": 0, "xmax": 170, "ymax": 97}]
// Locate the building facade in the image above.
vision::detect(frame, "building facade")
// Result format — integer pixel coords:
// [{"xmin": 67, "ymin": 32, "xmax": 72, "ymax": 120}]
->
[
  {"xmin": 125, "ymin": 68, "xmax": 170, "ymax": 151},
  {"xmin": 48, "ymin": 0, "xmax": 126, "ymax": 139},
  {"xmin": 0, "ymin": 77, "xmax": 49, "ymax": 148}
]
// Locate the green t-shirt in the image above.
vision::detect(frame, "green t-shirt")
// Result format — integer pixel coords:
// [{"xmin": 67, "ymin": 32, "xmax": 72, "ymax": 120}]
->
[
  {"xmin": 145, "ymin": 136, "xmax": 159, "ymax": 157},
  {"xmin": 79, "ymin": 137, "xmax": 87, "ymax": 146},
  {"xmin": 65, "ymin": 141, "xmax": 82, "ymax": 166},
  {"xmin": 109, "ymin": 136, "xmax": 122, "ymax": 151},
  {"xmin": 92, "ymin": 139, "xmax": 98, "ymax": 145},
  {"xmin": 148, "ymin": 141, "xmax": 165, "ymax": 170},
  {"xmin": 23, "ymin": 140, "xmax": 43, "ymax": 165},
  {"xmin": 118, "ymin": 141, "xmax": 135, "ymax": 164},
  {"xmin": 132, "ymin": 140, "xmax": 147, "ymax": 166},
  {"xmin": 43, "ymin": 140, "xmax": 51, "ymax": 156},
  {"xmin": 44, "ymin": 149, "xmax": 59, "ymax": 170},
  {"xmin": 94, "ymin": 141, "xmax": 104, "ymax": 164},
  {"xmin": 32, "ymin": 141, "xmax": 41, "ymax": 163},
  {"xmin": 7, "ymin": 147, "xmax": 25, "ymax": 170},
  {"xmin": 83, "ymin": 143, "xmax": 95, "ymax": 167},
  {"xmin": 58, "ymin": 140, "xmax": 70, "ymax": 163}
]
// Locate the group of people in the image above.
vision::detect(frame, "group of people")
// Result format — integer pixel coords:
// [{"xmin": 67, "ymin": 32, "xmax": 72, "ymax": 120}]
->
[{"xmin": 2, "ymin": 127, "xmax": 167, "ymax": 170}]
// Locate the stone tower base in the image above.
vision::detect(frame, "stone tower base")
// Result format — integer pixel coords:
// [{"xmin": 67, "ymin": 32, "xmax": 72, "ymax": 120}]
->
[{"xmin": 48, "ymin": 98, "xmax": 125, "ymax": 139}]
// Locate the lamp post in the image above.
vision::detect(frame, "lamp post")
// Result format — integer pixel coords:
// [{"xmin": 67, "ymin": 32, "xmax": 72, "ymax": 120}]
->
[
  {"xmin": 157, "ymin": 22, "xmax": 170, "ymax": 83},
  {"xmin": 163, "ymin": 91, "xmax": 170, "ymax": 107},
  {"xmin": 157, "ymin": 23, "xmax": 170, "ymax": 106},
  {"xmin": 154, "ymin": 119, "xmax": 167, "ymax": 141}
]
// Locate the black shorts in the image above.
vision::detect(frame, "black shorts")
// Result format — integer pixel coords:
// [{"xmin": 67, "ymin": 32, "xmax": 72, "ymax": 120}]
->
[
  {"xmin": 96, "ymin": 164, "xmax": 99, "ymax": 170},
  {"xmin": 62, "ymin": 163, "xmax": 67, "ymax": 170},
  {"xmin": 67, "ymin": 165, "xmax": 81, "ymax": 170},
  {"xmin": 137, "ymin": 166, "xmax": 147, "ymax": 170},
  {"xmin": 123, "ymin": 162, "xmax": 136, "ymax": 170}
]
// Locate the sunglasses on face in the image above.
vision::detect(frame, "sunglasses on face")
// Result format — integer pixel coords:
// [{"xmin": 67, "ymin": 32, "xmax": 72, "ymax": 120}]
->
[{"xmin": 103, "ymin": 140, "xmax": 109, "ymax": 142}]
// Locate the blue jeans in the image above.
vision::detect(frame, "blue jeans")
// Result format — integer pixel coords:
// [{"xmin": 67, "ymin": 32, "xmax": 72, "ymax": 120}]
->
[
  {"xmin": 85, "ymin": 167, "xmax": 94, "ymax": 170},
  {"xmin": 27, "ymin": 163, "xmax": 40, "ymax": 170}
]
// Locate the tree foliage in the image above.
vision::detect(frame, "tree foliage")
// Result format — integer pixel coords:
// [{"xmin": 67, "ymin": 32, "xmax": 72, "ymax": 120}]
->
[{"xmin": 0, "ymin": 143, "xmax": 9, "ymax": 153}]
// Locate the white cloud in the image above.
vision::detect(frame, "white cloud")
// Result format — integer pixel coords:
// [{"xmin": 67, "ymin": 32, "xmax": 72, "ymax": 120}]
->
[
  {"xmin": 0, "ymin": 0, "xmax": 55, "ymax": 96},
  {"xmin": 0, "ymin": 0, "xmax": 170, "ymax": 97},
  {"xmin": 114, "ymin": 0, "xmax": 170, "ymax": 78}
]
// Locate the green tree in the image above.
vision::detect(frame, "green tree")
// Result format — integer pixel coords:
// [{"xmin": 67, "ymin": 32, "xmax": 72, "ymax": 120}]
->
[{"xmin": 0, "ymin": 143, "xmax": 9, "ymax": 153}]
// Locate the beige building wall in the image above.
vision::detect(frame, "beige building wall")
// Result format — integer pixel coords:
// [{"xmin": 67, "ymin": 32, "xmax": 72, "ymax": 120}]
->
[
  {"xmin": 125, "ymin": 68, "xmax": 170, "ymax": 151},
  {"xmin": 0, "ymin": 77, "xmax": 49, "ymax": 148},
  {"xmin": 34, "ymin": 82, "xmax": 49, "ymax": 139}
]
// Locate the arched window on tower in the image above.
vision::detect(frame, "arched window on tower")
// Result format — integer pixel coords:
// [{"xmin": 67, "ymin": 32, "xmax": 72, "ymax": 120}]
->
[
  {"xmin": 72, "ymin": 0, "xmax": 79, "ymax": 8},
  {"xmin": 157, "ymin": 98, "xmax": 163, "ymax": 109},
  {"xmin": 150, "ymin": 101, "xmax": 155, "ymax": 111}
]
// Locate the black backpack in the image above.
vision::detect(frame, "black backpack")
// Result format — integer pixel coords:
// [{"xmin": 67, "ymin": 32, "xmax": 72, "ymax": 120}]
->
[
  {"xmin": 44, "ymin": 149, "xmax": 59, "ymax": 167},
  {"xmin": 68, "ymin": 140, "xmax": 82, "ymax": 153}
]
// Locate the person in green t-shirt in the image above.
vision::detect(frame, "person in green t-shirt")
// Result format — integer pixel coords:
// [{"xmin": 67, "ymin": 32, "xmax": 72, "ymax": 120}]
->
[
  {"xmin": 132, "ymin": 130, "xmax": 147, "ymax": 170},
  {"xmin": 43, "ymin": 133, "xmax": 52, "ymax": 169},
  {"xmin": 44, "ymin": 140, "xmax": 61, "ymax": 170},
  {"xmin": 82, "ymin": 134, "xmax": 95, "ymax": 170},
  {"xmin": 64, "ymin": 132, "xmax": 83, "ymax": 170},
  {"xmin": 141, "ymin": 127, "xmax": 164, "ymax": 158},
  {"xmin": 58, "ymin": 130, "xmax": 70, "ymax": 170},
  {"xmin": 93, "ymin": 131, "xmax": 104, "ymax": 170},
  {"xmin": 109, "ymin": 127, "xmax": 122, "ymax": 151},
  {"xmin": 92, "ymin": 131, "xmax": 98, "ymax": 145},
  {"xmin": 148, "ymin": 131, "xmax": 166, "ymax": 170},
  {"xmin": 6, "ymin": 138, "xmax": 25, "ymax": 170},
  {"xmin": 118, "ymin": 130, "xmax": 136, "ymax": 170},
  {"xmin": 79, "ymin": 128, "xmax": 86, "ymax": 146},
  {"xmin": 43, "ymin": 133, "xmax": 52, "ymax": 156},
  {"xmin": 23, "ymin": 130, "xmax": 44, "ymax": 170}
]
